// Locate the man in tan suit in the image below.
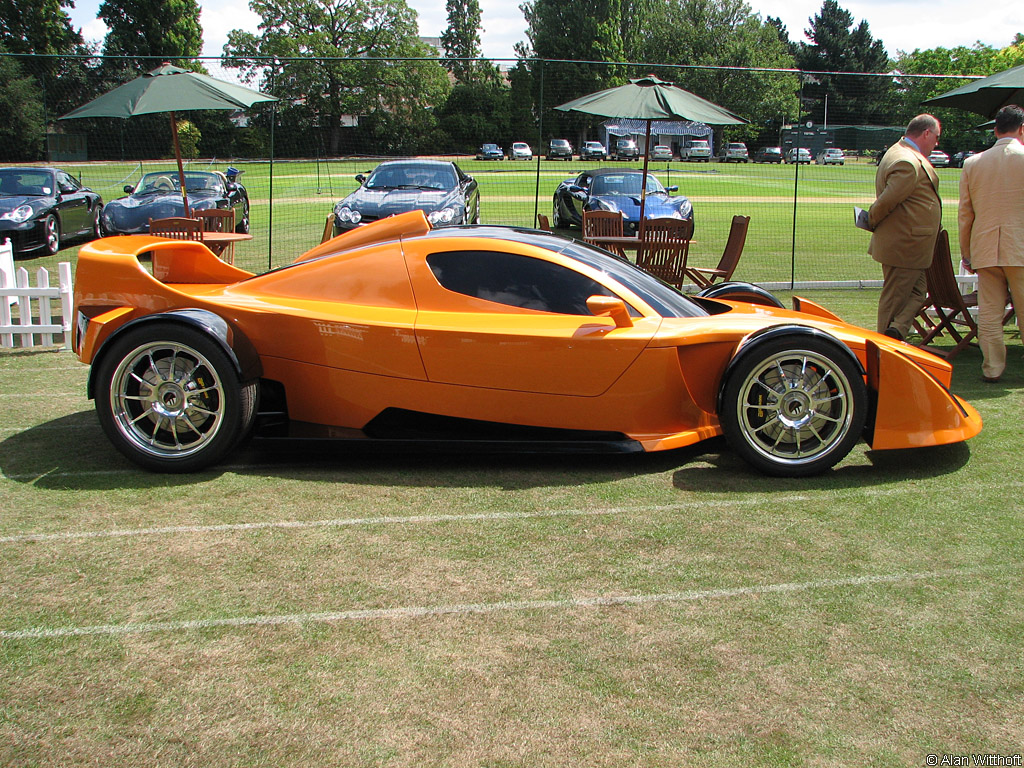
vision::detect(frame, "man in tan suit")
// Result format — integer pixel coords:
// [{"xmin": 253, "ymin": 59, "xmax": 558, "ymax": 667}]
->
[
  {"xmin": 868, "ymin": 114, "xmax": 943, "ymax": 340},
  {"xmin": 959, "ymin": 104, "xmax": 1024, "ymax": 382}
]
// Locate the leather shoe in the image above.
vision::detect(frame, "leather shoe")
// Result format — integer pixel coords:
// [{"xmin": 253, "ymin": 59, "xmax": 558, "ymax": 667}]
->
[
  {"xmin": 883, "ymin": 327, "xmax": 904, "ymax": 341},
  {"xmin": 981, "ymin": 375, "xmax": 1001, "ymax": 383}
]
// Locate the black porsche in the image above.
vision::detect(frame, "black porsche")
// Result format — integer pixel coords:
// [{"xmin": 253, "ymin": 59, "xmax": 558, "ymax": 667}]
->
[{"xmin": 0, "ymin": 167, "xmax": 103, "ymax": 256}]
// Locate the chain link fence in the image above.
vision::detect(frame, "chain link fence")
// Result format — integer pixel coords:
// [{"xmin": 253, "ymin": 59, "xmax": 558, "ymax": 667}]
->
[{"xmin": 2, "ymin": 53, "xmax": 979, "ymax": 283}]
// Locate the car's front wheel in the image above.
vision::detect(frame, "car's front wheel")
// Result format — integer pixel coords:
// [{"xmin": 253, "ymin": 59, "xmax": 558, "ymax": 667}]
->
[
  {"xmin": 95, "ymin": 324, "xmax": 257, "ymax": 472},
  {"xmin": 90, "ymin": 205, "xmax": 103, "ymax": 239},
  {"xmin": 552, "ymin": 200, "xmax": 563, "ymax": 229},
  {"xmin": 719, "ymin": 335, "xmax": 867, "ymax": 476},
  {"xmin": 43, "ymin": 215, "xmax": 61, "ymax": 255}
]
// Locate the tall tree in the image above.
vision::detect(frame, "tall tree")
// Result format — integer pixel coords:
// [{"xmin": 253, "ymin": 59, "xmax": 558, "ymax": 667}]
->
[
  {"xmin": 99, "ymin": 0, "xmax": 203, "ymax": 71},
  {"xmin": 0, "ymin": 0, "xmax": 82, "ymax": 55},
  {"xmin": 441, "ymin": 0, "xmax": 483, "ymax": 82},
  {"xmin": 638, "ymin": 0, "xmax": 799, "ymax": 145},
  {"xmin": 795, "ymin": 0, "xmax": 890, "ymax": 125},
  {"xmin": 224, "ymin": 0, "xmax": 450, "ymax": 155},
  {"xmin": 0, "ymin": 46, "xmax": 46, "ymax": 160},
  {"xmin": 517, "ymin": 0, "xmax": 626, "ymax": 142}
]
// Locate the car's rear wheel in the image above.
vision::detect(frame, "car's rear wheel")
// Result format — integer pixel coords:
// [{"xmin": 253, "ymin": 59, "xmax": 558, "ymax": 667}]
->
[
  {"xmin": 43, "ymin": 215, "xmax": 61, "ymax": 255},
  {"xmin": 95, "ymin": 324, "xmax": 257, "ymax": 472},
  {"xmin": 720, "ymin": 336, "xmax": 866, "ymax": 476},
  {"xmin": 235, "ymin": 198, "xmax": 250, "ymax": 234}
]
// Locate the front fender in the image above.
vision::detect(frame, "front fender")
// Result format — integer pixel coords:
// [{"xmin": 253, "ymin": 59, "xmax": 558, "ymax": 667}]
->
[
  {"xmin": 87, "ymin": 309, "xmax": 262, "ymax": 399},
  {"xmin": 716, "ymin": 325, "xmax": 863, "ymax": 415},
  {"xmin": 865, "ymin": 340, "xmax": 982, "ymax": 449}
]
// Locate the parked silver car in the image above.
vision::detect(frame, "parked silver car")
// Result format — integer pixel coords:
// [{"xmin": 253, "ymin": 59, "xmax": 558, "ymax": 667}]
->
[{"xmin": 816, "ymin": 148, "xmax": 845, "ymax": 165}]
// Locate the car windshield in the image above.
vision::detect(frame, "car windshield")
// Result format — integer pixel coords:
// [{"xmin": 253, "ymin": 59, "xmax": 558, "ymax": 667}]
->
[
  {"xmin": 366, "ymin": 163, "xmax": 456, "ymax": 191},
  {"xmin": 590, "ymin": 173, "xmax": 667, "ymax": 197},
  {"xmin": 0, "ymin": 169, "xmax": 52, "ymax": 196},
  {"xmin": 482, "ymin": 144, "xmax": 498, "ymax": 151},
  {"xmin": 552, "ymin": 140, "xmax": 569, "ymax": 148},
  {"xmin": 135, "ymin": 172, "xmax": 223, "ymax": 195}
]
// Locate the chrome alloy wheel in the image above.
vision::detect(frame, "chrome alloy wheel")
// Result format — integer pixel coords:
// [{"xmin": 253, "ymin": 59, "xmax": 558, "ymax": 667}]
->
[
  {"xmin": 734, "ymin": 349, "xmax": 855, "ymax": 467},
  {"xmin": 109, "ymin": 341, "xmax": 226, "ymax": 459}
]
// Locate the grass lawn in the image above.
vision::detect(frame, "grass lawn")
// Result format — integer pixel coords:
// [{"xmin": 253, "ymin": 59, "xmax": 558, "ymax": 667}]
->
[{"xmin": 2, "ymin": 287, "xmax": 1023, "ymax": 766}]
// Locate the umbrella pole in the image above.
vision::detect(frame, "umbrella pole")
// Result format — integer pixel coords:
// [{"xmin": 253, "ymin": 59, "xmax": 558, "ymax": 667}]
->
[
  {"xmin": 169, "ymin": 111, "xmax": 189, "ymax": 217},
  {"xmin": 638, "ymin": 119, "xmax": 652, "ymax": 243}
]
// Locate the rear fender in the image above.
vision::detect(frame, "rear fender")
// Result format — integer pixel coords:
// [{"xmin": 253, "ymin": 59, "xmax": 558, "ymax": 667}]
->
[
  {"xmin": 87, "ymin": 309, "xmax": 261, "ymax": 399},
  {"xmin": 865, "ymin": 340, "xmax": 982, "ymax": 449}
]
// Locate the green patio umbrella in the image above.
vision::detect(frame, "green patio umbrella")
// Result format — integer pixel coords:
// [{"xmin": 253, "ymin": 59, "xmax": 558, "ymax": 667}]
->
[
  {"xmin": 60, "ymin": 63, "xmax": 278, "ymax": 215},
  {"xmin": 922, "ymin": 64, "xmax": 1024, "ymax": 118},
  {"xmin": 555, "ymin": 76, "xmax": 746, "ymax": 230}
]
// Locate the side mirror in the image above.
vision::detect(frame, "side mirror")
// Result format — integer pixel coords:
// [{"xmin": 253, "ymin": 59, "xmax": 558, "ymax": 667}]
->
[
  {"xmin": 124, "ymin": 185, "xmax": 134, "ymax": 194},
  {"xmin": 586, "ymin": 295, "xmax": 633, "ymax": 328},
  {"xmin": 666, "ymin": 185, "xmax": 679, "ymax": 192},
  {"xmin": 355, "ymin": 174, "xmax": 366, "ymax": 184}
]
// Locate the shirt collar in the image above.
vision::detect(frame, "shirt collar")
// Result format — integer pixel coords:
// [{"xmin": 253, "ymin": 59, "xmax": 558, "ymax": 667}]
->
[{"xmin": 903, "ymin": 136, "xmax": 922, "ymax": 153}]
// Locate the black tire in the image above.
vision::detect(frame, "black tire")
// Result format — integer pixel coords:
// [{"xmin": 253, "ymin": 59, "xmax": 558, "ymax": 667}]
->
[
  {"xmin": 43, "ymin": 214, "xmax": 61, "ymax": 255},
  {"xmin": 90, "ymin": 206, "xmax": 103, "ymax": 239},
  {"xmin": 95, "ymin": 323, "xmax": 257, "ymax": 472},
  {"xmin": 471, "ymin": 199, "xmax": 480, "ymax": 224},
  {"xmin": 551, "ymin": 200, "xmax": 562, "ymax": 229},
  {"xmin": 235, "ymin": 198, "xmax": 250, "ymax": 234},
  {"xmin": 719, "ymin": 335, "xmax": 867, "ymax": 476},
  {"xmin": 697, "ymin": 281, "xmax": 785, "ymax": 308}
]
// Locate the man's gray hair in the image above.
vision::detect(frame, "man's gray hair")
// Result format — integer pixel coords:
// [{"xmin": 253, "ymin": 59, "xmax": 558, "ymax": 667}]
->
[{"xmin": 906, "ymin": 114, "xmax": 939, "ymax": 137}]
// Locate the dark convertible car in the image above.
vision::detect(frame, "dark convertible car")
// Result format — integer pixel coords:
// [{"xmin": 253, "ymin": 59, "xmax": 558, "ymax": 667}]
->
[
  {"xmin": 332, "ymin": 159, "xmax": 480, "ymax": 235},
  {"xmin": 0, "ymin": 167, "xmax": 103, "ymax": 255},
  {"xmin": 101, "ymin": 170, "xmax": 249, "ymax": 235},
  {"xmin": 552, "ymin": 168, "xmax": 693, "ymax": 233}
]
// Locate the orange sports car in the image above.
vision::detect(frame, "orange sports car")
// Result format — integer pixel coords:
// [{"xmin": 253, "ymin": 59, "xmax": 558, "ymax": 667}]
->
[{"xmin": 72, "ymin": 211, "xmax": 981, "ymax": 476}]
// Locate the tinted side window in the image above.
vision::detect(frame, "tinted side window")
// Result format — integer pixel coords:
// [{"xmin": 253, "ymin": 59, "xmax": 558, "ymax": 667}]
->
[{"xmin": 427, "ymin": 250, "xmax": 617, "ymax": 315}]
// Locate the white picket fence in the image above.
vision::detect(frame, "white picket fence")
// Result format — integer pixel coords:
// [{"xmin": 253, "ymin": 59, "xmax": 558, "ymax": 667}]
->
[{"xmin": 0, "ymin": 239, "xmax": 73, "ymax": 349}]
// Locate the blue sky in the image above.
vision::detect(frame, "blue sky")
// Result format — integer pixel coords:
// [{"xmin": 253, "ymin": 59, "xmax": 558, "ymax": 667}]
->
[{"xmin": 67, "ymin": 0, "xmax": 1023, "ymax": 63}]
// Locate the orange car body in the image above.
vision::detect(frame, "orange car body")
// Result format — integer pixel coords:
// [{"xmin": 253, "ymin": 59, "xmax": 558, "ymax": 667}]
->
[{"xmin": 73, "ymin": 211, "xmax": 980, "ymax": 472}]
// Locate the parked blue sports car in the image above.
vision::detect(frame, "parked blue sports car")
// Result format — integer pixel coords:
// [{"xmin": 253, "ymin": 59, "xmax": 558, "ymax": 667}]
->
[
  {"xmin": 101, "ymin": 170, "xmax": 249, "ymax": 235},
  {"xmin": 0, "ymin": 167, "xmax": 103, "ymax": 255},
  {"xmin": 551, "ymin": 168, "xmax": 693, "ymax": 233}
]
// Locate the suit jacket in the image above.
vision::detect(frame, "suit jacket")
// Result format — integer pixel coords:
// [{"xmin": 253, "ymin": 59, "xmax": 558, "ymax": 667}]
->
[
  {"xmin": 868, "ymin": 138, "xmax": 942, "ymax": 269},
  {"xmin": 958, "ymin": 136, "xmax": 1024, "ymax": 269}
]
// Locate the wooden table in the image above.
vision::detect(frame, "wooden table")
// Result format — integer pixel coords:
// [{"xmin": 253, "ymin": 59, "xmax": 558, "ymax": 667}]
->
[{"xmin": 201, "ymin": 232, "xmax": 252, "ymax": 258}]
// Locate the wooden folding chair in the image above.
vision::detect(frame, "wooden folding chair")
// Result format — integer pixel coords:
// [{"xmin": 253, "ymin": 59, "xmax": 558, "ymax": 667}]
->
[
  {"xmin": 321, "ymin": 213, "xmax": 336, "ymax": 244},
  {"xmin": 536, "ymin": 213, "xmax": 551, "ymax": 231},
  {"xmin": 686, "ymin": 215, "xmax": 749, "ymax": 289},
  {"xmin": 913, "ymin": 229, "xmax": 978, "ymax": 360},
  {"xmin": 636, "ymin": 218, "xmax": 693, "ymax": 289},
  {"xmin": 582, "ymin": 210, "xmax": 625, "ymax": 256},
  {"xmin": 148, "ymin": 217, "xmax": 203, "ymax": 241},
  {"xmin": 194, "ymin": 209, "xmax": 236, "ymax": 263}
]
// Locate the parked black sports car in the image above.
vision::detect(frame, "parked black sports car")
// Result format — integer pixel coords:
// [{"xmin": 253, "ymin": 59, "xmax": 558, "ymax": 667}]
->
[
  {"xmin": 0, "ymin": 167, "xmax": 103, "ymax": 255},
  {"xmin": 552, "ymin": 168, "xmax": 693, "ymax": 232},
  {"xmin": 101, "ymin": 170, "xmax": 249, "ymax": 235},
  {"xmin": 332, "ymin": 159, "xmax": 480, "ymax": 234}
]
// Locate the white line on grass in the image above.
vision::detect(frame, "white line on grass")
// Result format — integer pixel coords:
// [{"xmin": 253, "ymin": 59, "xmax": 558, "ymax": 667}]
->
[
  {"xmin": 0, "ymin": 567, "xmax": 997, "ymax": 640},
  {"xmin": 0, "ymin": 499, "xmax": 806, "ymax": 543},
  {"xmin": 2, "ymin": 483, "xmax": 1016, "ymax": 545}
]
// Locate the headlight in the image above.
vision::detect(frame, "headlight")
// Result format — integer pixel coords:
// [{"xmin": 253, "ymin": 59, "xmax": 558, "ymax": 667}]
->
[
  {"xmin": 0, "ymin": 205, "xmax": 34, "ymax": 223},
  {"xmin": 336, "ymin": 206, "xmax": 361, "ymax": 224},
  {"xmin": 428, "ymin": 207, "xmax": 457, "ymax": 225}
]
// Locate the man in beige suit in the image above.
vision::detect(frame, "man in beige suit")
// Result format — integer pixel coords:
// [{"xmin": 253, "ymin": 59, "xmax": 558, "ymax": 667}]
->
[
  {"xmin": 959, "ymin": 104, "xmax": 1024, "ymax": 382},
  {"xmin": 868, "ymin": 114, "xmax": 943, "ymax": 340}
]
